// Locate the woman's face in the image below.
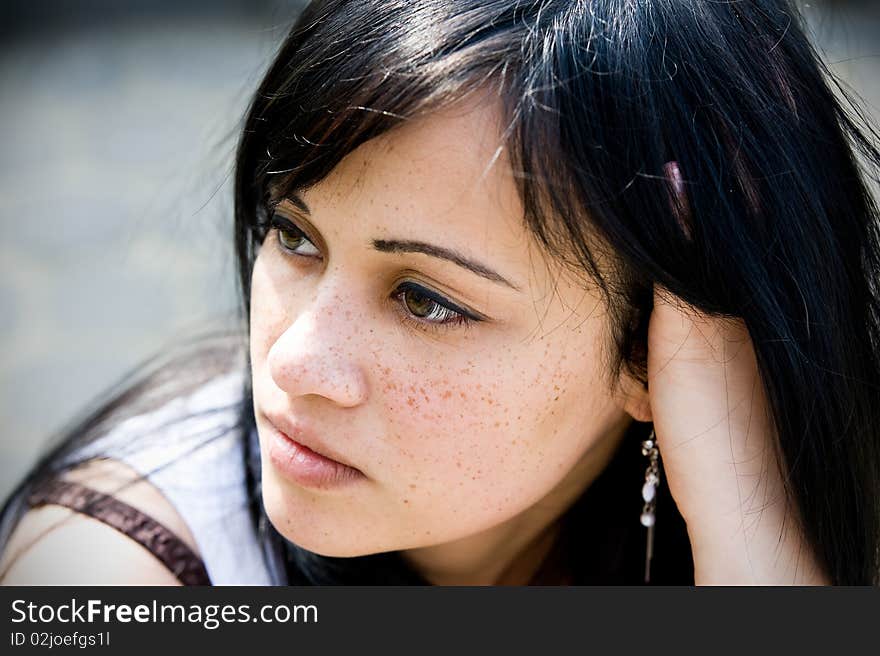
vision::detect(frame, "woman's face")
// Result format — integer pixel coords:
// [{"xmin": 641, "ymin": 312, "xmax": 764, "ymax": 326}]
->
[{"xmin": 249, "ymin": 96, "xmax": 648, "ymax": 577}]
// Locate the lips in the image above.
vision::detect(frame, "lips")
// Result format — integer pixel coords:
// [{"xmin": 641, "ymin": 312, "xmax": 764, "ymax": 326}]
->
[{"xmin": 263, "ymin": 412, "xmax": 362, "ymax": 473}]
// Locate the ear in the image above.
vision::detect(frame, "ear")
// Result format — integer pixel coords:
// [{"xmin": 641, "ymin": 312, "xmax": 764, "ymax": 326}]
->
[{"xmin": 615, "ymin": 372, "xmax": 653, "ymax": 423}]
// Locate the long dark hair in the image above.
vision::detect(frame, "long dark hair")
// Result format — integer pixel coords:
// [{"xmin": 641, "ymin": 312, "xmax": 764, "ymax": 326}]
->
[
  {"xmin": 234, "ymin": 0, "xmax": 880, "ymax": 586},
  {"xmin": 3, "ymin": 0, "xmax": 880, "ymax": 585}
]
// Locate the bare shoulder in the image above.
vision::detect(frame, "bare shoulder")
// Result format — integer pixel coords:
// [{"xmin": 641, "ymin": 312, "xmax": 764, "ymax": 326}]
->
[{"xmin": 0, "ymin": 458, "xmax": 200, "ymax": 585}]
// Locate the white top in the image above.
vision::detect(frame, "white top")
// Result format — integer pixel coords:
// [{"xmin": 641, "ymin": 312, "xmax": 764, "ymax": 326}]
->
[{"xmin": 74, "ymin": 371, "xmax": 273, "ymax": 585}]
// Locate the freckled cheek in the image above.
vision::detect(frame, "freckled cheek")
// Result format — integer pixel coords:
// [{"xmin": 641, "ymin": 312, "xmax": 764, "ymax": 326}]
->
[
  {"xmin": 374, "ymin": 373, "xmax": 569, "ymax": 530},
  {"xmin": 375, "ymin": 365, "xmax": 540, "ymax": 479}
]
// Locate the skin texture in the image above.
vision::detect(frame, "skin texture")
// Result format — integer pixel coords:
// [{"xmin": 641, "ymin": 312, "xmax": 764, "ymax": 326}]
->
[{"xmin": 248, "ymin": 95, "xmax": 651, "ymax": 585}]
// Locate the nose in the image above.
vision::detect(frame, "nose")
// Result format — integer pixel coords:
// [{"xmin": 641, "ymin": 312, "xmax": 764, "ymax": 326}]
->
[{"xmin": 266, "ymin": 290, "xmax": 370, "ymax": 408}]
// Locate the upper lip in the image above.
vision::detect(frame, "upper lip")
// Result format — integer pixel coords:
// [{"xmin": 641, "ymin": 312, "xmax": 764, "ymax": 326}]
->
[{"xmin": 263, "ymin": 411, "xmax": 362, "ymax": 472}]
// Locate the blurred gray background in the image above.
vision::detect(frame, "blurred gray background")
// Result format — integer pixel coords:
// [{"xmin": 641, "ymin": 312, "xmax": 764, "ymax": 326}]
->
[
  {"xmin": 0, "ymin": 0, "xmax": 878, "ymax": 501},
  {"xmin": 0, "ymin": 0, "xmax": 306, "ymax": 499}
]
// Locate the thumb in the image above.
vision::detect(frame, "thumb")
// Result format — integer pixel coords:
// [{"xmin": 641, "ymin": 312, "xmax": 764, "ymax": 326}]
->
[{"xmin": 649, "ymin": 283, "xmax": 729, "ymax": 378}]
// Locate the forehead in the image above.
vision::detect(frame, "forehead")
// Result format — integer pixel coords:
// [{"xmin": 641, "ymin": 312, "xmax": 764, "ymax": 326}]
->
[
  {"xmin": 311, "ymin": 95, "xmax": 513, "ymax": 207},
  {"xmin": 295, "ymin": 96, "xmax": 549, "ymax": 288}
]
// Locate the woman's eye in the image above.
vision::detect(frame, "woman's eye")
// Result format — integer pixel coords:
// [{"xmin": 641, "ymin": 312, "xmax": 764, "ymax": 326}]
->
[
  {"xmin": 392, "ymin": 282, "xmax": 479, "ymax": 331},
  {"xmin": 270, "ymin": 214, "xmax": 321, "ymax": 258}
]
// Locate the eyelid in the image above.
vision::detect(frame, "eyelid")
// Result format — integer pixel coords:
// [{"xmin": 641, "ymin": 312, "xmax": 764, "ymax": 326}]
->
[
  {"xmin": 270, "ymin": 208, "xmax": 325, "ymax": 255},
  {"xmin": 393, "ymin": 268, "xmax": 493, "ymax": 321},
  {"xmin": 393, "ymin": 280, "xmax": 482, "ymax": 322}
]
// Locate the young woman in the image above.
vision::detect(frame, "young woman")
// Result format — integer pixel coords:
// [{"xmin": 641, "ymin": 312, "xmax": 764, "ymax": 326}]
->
[{"xmin": 1, "ymin": 0, "xmax": 878, "ymax": 586}]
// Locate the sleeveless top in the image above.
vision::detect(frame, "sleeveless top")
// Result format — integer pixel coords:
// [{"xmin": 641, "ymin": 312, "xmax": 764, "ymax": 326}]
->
[{"xmin": 26, "ymin": 371, "xmax": 273, "ymax": 586}]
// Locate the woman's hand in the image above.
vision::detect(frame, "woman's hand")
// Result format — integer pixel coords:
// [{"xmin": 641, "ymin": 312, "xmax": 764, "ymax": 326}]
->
[{"xmin": 646, "ymin": 285, "xmax": 830, "ymax": 584}]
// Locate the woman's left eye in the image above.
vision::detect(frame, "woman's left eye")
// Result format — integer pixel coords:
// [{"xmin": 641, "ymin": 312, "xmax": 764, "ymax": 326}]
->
[
  {"xmin": 270, "ymin": 214, "xmax": 321, "ymax": 257},
  {"xmin": 391, "ymin": 282, "xmax": 479, "ymax": 332}
]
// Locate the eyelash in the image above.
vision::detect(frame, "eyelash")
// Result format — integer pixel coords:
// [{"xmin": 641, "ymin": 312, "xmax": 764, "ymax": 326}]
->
[{"xmin": 267, "ymin": 213, "xmax": 480, "ymax": 334}]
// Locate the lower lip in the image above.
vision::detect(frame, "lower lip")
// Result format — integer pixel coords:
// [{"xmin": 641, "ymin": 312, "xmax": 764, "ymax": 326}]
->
[{"xmin": 266, "ymin": 422, "xmax": 365, "ymax": 489}]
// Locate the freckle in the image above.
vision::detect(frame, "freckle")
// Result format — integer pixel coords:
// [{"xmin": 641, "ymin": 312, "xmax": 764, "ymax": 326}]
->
[
  {"xmin": 494, "ymin": 421, "xmax": 500, "ymax": 427},
  {"xmin": 442, "ymin": 391, "xmax": 452, "ymax": 399},
  {"xmin": 409, "ymin": 484, "xmax": 417, "ymax": 489},
  {"xmin": 455, "ymin": 461, "xmax": 462, "ymax": 468},
  {"xmin": 403, "ymin": 499, "xmax": 409, "ymax": 504},
  {"xmin": 459, "ymin": 392, "xmax": 466, "ymax": 399}
]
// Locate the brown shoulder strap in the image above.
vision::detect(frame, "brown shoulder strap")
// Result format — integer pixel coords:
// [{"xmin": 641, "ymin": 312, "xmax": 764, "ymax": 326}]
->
[{"xmin": 27, "ymin": 478, "xmax": 211, "ymax": 586}]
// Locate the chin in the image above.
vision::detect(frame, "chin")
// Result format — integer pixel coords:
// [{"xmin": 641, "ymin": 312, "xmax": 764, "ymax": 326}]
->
[{"xmin": 259, "ymin": 469, "xmax": 388, "ymax": 558}]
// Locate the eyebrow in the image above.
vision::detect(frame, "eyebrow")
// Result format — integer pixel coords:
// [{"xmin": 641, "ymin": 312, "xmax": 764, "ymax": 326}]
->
[
  {"xmin": 280, "ymin": 193, "xmax": 522, "ymax": 292},
  {"xmin": 284, "ymin": 194, "xmax": 311, "ymax": 216},
  {"xmin": 372, "ymin": 239, "xmax": 522, "ymax": 291}
]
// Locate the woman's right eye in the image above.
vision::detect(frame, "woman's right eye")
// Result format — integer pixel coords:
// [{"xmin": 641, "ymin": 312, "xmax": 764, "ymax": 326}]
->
[{"xmin": 270, "ymin": 214, "xmax": 321, "ymax": 258}]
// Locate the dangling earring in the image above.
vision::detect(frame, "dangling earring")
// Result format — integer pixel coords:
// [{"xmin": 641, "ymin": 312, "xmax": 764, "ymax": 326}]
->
[{"xmin": 640, "ymin": 427, "xmax": 660, "ymax": 583}]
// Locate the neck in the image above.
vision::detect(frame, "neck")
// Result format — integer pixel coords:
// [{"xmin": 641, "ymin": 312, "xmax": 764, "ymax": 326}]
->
[{"xmin": 493, "ymin": 521, "xmax": 566, "ymax": 585}]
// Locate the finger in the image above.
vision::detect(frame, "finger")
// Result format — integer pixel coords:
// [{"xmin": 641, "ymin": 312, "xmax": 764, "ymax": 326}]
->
[
  {"xmin": 647, "ymin": 284, "xmax": 767, "ymax": 470},
  {"xmin": 650, "ymin": 284, "xmax": 746, "ymax": 368},
  {"xmin": 652, "ymin": 283, "xmax": 703, "ymax": 328}
]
